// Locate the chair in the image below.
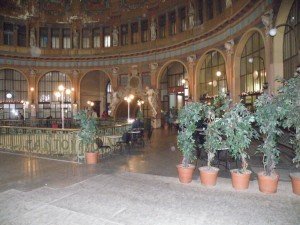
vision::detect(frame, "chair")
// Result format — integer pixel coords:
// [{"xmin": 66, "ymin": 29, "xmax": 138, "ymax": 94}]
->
[
  {"xmin": 95, "ymin": 138, "xmax": 111, "ymax": 158},
  {"xmin": 116, "ymin": 132, "xmax": 131, "ymax": 154}
]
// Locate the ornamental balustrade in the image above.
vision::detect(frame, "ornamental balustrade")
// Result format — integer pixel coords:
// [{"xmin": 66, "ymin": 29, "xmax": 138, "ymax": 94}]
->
[{"xmin": 0, "ymin": 123, "xmax": 131, "ymax": 162}]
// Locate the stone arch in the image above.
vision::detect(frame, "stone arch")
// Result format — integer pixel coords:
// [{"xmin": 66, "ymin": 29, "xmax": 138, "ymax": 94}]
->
[
  {"xmin": 194, "ymin": 48, "xmax": 227, "ymax": 100},
  {"xmin": 233, "ymin": 27, "xmax": 266, "ymax": 102},
  {"xmin": 156, "ymin": 59, "xmax": 188, "ymax": 89},
  {"xmin": 273, "ymin": 0, "xmax": 296, "ymax": 82},
  {"xmin": 0, "ymin": 67, "xmax": 29, "ymax": 84},
  {"xmin": 80, "ymin": 70, "xmax": 111, "ymax": 117},
  {"xmin": 37, "ymin": 70, "xmax": 72, "ymax": 84}
]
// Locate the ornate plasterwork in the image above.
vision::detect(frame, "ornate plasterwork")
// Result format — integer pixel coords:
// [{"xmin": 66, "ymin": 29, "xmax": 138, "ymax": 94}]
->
[
  {"xmin": 111, "ymin": 67, "xmax": 119, "ymax": 76},
  {"xmin": 187, "ymin": 54, "xmax": 197, "ymax": 64},
  {"xmin": 261, "ymin": 9, "xmax": 274, "ymax": 36},
  {"xmin": 224, "ymin": 39, "xmax": 235, "ymax": 55}
]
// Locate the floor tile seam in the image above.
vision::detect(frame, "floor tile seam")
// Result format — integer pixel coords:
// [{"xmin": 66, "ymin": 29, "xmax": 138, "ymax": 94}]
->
[
  {"xmin": 45, "ymin": 202, "xmax": 125, "ymax": 225},
  {"xmin": 4, "ymin": 203, "xmax": 124, "ymax": 225}
]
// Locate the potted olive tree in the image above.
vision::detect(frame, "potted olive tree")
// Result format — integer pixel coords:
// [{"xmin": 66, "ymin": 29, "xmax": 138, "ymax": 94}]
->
[
  {"xmin": 74, "ymin": 110, "xmax": 99, "ymax": 164},
  {"xmin": 275, "ymin": 70, "xmax": 300, "ymax": 195},
  {"xmin": 199, "ymin": 93, "xmax": 230, "ymax": 186},
  {"xmin": 254, "ymin": 94, "xmax": 282, "ymax": 193},
  {"xmin": 221, "ymin": 103, "xmax": 257, "ymax": 190},
  {"xmin": 177, "ymin": 102, "xmax": 207, "ymax": 183}
]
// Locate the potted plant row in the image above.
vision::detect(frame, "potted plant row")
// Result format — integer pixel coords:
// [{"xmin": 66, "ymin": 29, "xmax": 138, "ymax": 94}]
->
[{"xmin": 274, "ymin": 70, "xmax": 300, "ymax": 195}]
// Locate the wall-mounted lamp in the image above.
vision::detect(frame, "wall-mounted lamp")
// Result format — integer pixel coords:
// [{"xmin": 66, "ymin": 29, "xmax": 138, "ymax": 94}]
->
[{"xmin": 269, "ymin": 23, "xmax": 299, "ymax": 72}]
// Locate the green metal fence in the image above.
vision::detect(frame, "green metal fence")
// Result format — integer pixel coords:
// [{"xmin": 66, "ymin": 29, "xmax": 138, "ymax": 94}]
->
[{"xmin": 0, "ymin": 123, "xmax": 131, "ymax": 162}]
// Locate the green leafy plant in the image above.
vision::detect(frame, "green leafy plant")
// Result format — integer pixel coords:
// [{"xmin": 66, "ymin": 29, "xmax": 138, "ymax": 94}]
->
[
  {"xmin": 202, "ymin": 92, "xmax": 231, "ymax": 169},
  {"xmin": 221, "ymin": 103, "xmax": 257, "ymax": 173},
  {"xmin": 177, "ymin": 102, "xmax": 208, "ymax": 167},
  {"xmin": 275, "ymin": 70, "xmax": 300, "ymax": 167},
  {"xmin": 254, "ymin": 94, "xmax": 282, "ymax": 176},
  {"xmin": 74, "ymin": 110, "xmax": 98, "ymax": 152}
]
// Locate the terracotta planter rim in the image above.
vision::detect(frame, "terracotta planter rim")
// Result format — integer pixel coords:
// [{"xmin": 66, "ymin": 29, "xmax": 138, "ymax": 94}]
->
[
  {"xmin": 230, "ymin": 169, "xmax": 252, "ymax": 175},
  {"xmin": 177, "ymin": 164, "xmax": 195, "ymax": 169},
  {"xmin": 257, "ymin": 171, "xmax": 279, "ymax": 180},
  {"xmin": 199, "ymin": 166, "xmax": 219, "ymax": 172}
]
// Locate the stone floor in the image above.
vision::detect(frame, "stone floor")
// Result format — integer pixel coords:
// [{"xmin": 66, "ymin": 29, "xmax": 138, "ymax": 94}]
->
[{"xmin": 0, "ymin": 128, "xmax": 299, "ymax": 225}]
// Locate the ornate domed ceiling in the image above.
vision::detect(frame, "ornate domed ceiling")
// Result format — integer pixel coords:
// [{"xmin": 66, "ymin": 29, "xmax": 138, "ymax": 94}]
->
[{"xmin": 0, "ymin": 0, "xmax": 171, "ymax": 25}]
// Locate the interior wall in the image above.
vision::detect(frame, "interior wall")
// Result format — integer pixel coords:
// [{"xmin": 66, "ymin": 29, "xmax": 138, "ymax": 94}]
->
[{"xmin": 80, "ymin": 70, "xmax": 109, "ymax": 115}]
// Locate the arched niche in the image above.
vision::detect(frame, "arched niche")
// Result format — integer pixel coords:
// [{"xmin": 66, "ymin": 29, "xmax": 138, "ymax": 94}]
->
[
  {"xmin": 233, "ymin": 28, "xmax": 266, "ymax": 104},
  {"xmin": 234, "ymin": 29, "xmax": 266, "ymax": 111},
  {"xmin": 38, "ymin": 71, "xmax": 73, "ymax": 118},
  {"xmin": 158, "ymin": 60, "xmax": 188, "ymax": 119},
  {"xmin": 80, "ymin": 70, "xmax": 111, "ymax": 117},
  {"xmin": 195, "ymin": 49, "xmax": 227, "ymax": 102},
  {"xmin": 0, "ymin": 68, "xmax": 28, "ymax": 119}
]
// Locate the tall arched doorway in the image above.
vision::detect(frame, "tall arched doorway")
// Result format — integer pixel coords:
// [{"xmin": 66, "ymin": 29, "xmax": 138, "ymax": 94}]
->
[
  {"xmin": 159, "ymin": 61, "xmax": 188, "ymax": 118},
  {"xmin": 197, "ymin": 50, "xmax": 227, "ymax": 102},
  {"xmin": 80, "ymin": 70, "xmax": 110, "ymax": 117},
  {"xmin": 0, "ymin": 69, "xmax": 28, "ymax": 119},
  {"xmin": 239, "ymin": 31, "xmax": 266, "ymax": 111},
  {"xmin": 38, "ymin": 71, "xmax": 73, "ymax": 118}
]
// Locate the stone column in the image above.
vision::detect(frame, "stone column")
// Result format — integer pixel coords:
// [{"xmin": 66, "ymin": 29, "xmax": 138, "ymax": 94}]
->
[
  {"xmin": 224, "ymin": 39, "xmax": 234, "ymax": 100},
  {"xmin": 13, "ymin": 24, "xmax": 18, "ymax": 47},
  {"xmin": 29, "ymin": 69, "xmax": 37, "ymax": 118},
  {"xmin": 148, "ymin": 62, "xmax": 161, "ymax": 128},
  {"xmin": 261, "ymin": 10, "xmax": 274, "ymax": 94},
  {"xmin": 47, "ymin": 27, "xmax": 51, "ymax": 49},
  {"xmin": 111, "ymin": 67, "xmax": 119, "ymax": 91},
  {"xmin": 187, "ymin": 55, "xmax": 196, "ymax": 100},
  {"xmin": 138, "ymin": 19, "xmax": 142, "ymax": 43},
  {"xmin": 0, "ymin": 18, "xmax": 3, "ymax": 45},
  {"xmin": 224, "ymin": 39, "xmax": 235, "ymax": 101}
]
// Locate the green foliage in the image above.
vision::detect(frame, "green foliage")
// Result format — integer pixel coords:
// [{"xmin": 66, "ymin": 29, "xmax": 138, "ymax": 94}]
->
[
  {"xmin": 137, "ymin": 110, "xmax": 143, "ymax": 121},
  {"xmin": 202, "ymin": 92, "xmax": 231, "ymax": 168},
  {"xmin": 275, "ymin": 72, "xmax": 300, "ymax": 167},
  {"xmin": 74, "ymin": 110, "xmax": 98, "ymax": 152},
  {"xmin": 221, "ymin": 103, "xmax": 257, "ymax": 173},
  {"xmin": 177, "ymin": 102, "xmax": 208, "ymax": 167},
  {"xmin": 254, "ymin": 94, "xmax": 282, "ymax": 176}
]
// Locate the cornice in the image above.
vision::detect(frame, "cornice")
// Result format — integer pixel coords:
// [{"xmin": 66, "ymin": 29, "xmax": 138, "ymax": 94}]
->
[{"xmin": 0, "ymin": 0, "xmax": 267, "ymax": 68}]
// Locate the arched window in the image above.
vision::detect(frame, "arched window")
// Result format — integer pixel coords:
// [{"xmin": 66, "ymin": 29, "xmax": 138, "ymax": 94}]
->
[
  {"xmin": 240, "ymin": 32, "xmax": 265, "ymax": 111},
  {"xmin": 198, "ymin": 51, "xmax": 227, "ymax": 101},
  {"xmin": 38, "ymin": 71, "xmax": 72, "ymax": 118},
  {"xmin": 0, "ymin": 69, "xmax": 28, "ymax": 119},
  {"xmin": 160, "ymin": 62, "xmax": 188, "ymax": 115},
  {"xmin": 283, "ymin": 1, "xmax": 299, "ymax": 79}
]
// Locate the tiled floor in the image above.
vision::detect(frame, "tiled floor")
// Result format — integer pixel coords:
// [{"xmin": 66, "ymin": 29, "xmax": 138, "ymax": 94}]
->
[{"xmin": 0, "ymin": 128, "xmax": 299, "ymax": 225}]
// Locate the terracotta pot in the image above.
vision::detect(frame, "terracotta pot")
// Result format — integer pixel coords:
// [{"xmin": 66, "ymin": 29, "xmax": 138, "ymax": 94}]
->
[
  {"xmin": 199, "ymin": 166, "xmax": 219, "ymax": 187},
  {"xmin": 257, "ymin": 171, "xmax": 279, "ymax": 194},
  {"xmin": 290, "ymin": 173, "xmax": 300, "ymax": 195},
  {"xmin": 85, "ymin": 152, "xmax": 99, "ymax": 164},
  {"xmin": 230, "ymin": 169, "xmax": 252, "ymax": 190},
  {"xmin": 176, "ymin": 164, "xmax": 195, "ymax": 183}
]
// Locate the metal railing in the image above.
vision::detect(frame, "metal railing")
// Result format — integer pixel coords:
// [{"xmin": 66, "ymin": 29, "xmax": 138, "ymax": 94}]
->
[{"xmin": 0, "ymin": 123, "xmax": 131, "ymax": 162}]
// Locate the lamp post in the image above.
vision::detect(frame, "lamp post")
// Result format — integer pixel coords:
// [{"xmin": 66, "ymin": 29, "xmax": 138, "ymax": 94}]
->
[
  {"xmin": 248, "ymin": 56, "xmax": 268, "ymax": 90},
  {"xmin": 137, "ymin": 99, "xmax": 144, "ymax": 111},
  {"xmin": 20, "ymin": 100, "xmax": 29, "ymax": 121},
  {"xmin": 124, "ymin": 94, "xmax": 134, "ymax": 123},
  {"xmin": 269, "ymin": 23, "xmax": 299, "ymax": 68},
  {"xmin": 55, "ymin": 85, "xmax": 72, "ymax": 129}
]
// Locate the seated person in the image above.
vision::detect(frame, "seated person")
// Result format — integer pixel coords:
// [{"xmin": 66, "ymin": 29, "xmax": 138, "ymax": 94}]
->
[{"xmin": 132, "ymin": 119, "xmax": 143, "ymax": 130}]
